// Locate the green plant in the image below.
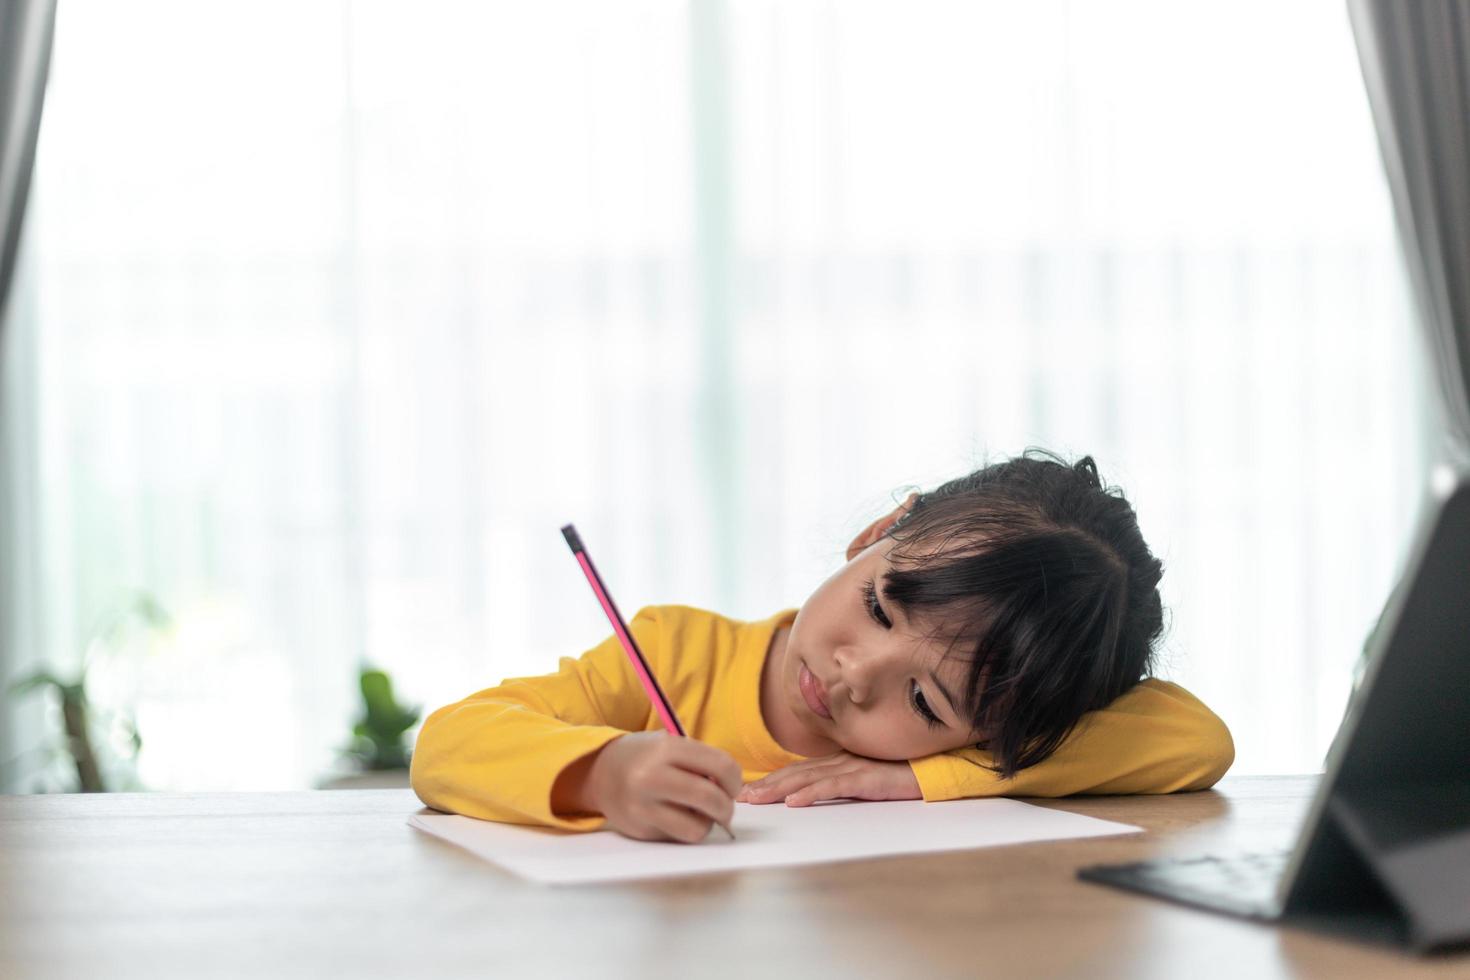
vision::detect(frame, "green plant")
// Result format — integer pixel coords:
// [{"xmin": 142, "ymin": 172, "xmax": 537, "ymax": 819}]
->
[
  {"xmin": 8, "ymin": 671, "xmax": 115, "ymax": 791},
  {"xmin": 6, "ymin": 593, "xmax": 169, "ymax": 793},
  {"xmin": 346, "ymin": 667, "xmax": 420, "ymax": 771}
]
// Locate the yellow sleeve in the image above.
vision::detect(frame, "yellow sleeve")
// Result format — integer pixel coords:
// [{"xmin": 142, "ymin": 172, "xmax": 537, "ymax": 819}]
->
[
  {"xmin": 409, "ymin": 607, "xmax": 664, "ymax": 832},
  {"xmin": 908, "ymin": 679, "xmax": 1235, "ymax": 800}
]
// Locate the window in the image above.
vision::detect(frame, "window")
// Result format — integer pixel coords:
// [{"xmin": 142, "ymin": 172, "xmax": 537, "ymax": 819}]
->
[{"xmin": 2, "ymin": 0, "xmax": 1426, "ymax": 790}]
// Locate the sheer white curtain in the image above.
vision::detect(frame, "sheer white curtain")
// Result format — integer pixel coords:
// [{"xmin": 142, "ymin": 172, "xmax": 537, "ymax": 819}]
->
[{"xmin": 2, "ymin": 0, "xmax": 1426, "ymax": 791}]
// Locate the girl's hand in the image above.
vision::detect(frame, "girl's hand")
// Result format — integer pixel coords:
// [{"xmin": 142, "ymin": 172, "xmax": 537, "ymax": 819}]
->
[
  {"xmin": 581, "ymin": 732, "xmax": 743, "ymax": 843},
  {"xmin": 736, "ymin": 750, "xmax": 922, "ymax": 807}
]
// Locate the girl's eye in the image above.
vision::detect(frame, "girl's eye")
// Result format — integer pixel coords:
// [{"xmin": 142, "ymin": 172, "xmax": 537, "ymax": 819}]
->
[
  {"xmin": 909, "ymin": 678, "xmax": 943, "ymax": 730},
  {"xmin": 862, "ymin": 578, "xmax": 892, "ymax": 628},
  {"xmin": 862, "ymin": 578, "xmax": 939, "ymax": 729}
]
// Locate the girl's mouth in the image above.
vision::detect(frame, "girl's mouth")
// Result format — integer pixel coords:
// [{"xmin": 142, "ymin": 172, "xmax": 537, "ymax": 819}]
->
[{"xmin": 799, "ymin": 661, "xmax": 832, "ymax": 719}]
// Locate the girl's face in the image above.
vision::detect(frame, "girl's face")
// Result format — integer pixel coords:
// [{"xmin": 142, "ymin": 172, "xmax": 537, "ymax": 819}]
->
[{"xmin": 766, "ymin": 503, "xmax": 983, "ymax": 761}]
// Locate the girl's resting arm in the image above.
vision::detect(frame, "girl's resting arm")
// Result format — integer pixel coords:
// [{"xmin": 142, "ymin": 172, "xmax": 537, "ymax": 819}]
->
[
  {"xmin": 410, "ymin": 607, "xmax": 664, "ymax": 831},
  {"xmin": 908, "ymin": 679, "xmax": 1235, "ymax": 800}
]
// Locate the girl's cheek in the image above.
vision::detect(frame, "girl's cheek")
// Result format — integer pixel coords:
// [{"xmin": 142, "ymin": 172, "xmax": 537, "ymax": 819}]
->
[{"xmin": 843, "ymin": 727, "xmax": 897, "ymax": 762}]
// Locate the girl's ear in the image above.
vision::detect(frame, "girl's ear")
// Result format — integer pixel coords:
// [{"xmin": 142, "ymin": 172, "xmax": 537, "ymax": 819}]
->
[{"xmin": 845, "ymin": 492, "xmax": 920, "ymax": 562}]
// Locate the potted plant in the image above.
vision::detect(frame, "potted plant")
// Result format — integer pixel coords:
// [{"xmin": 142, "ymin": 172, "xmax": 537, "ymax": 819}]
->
[
  {"xmin": 6, "ymin": 593, "xmax": 169, "ymax": 793},
  {"xmin": 319, "ymin": 666, "xmax": 421, "ymax": 789}
]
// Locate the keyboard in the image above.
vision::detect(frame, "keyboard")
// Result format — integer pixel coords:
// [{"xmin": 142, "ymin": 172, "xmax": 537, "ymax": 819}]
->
[{"xmin": 1078, "ymin": 850, "xmax": 1292, "ymax": 920}]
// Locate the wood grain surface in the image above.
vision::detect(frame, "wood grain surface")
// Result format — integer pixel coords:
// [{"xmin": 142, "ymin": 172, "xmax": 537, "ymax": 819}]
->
[{"xmin": 2, "ymin": 776, "xmax": 1467, "ymax": 979}]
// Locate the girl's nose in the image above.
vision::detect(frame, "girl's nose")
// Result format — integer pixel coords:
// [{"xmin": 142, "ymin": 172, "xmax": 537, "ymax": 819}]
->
[{"xmin": 834, "ymin": 645, "xmax": 891, "ymax": 705}]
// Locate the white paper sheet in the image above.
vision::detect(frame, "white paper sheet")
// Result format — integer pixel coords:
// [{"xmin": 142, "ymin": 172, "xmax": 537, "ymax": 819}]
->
[{"xmin": 407, "ymin": 798, "xmax": 1139, "ymax": 885}]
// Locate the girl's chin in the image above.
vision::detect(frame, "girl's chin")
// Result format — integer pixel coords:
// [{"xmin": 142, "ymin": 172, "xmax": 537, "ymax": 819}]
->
[{"xmin": 799, "ymin": 706, "xmax": 841, "ymax": 750}]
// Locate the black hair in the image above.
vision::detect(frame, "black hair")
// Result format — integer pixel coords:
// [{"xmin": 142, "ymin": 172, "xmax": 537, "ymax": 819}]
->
[{"xmin": 879, "ymin": 448, "xmax": 1165, "ymax": 778}]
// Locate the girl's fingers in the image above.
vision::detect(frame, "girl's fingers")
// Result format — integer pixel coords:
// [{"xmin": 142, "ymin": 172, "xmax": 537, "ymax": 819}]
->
[
  {"xmin": 668, "ymin": 738, "xmax": 743, "ymax": 798},
  {"xmin": 740, "ymin": 763, "xmax": 848, "ymax": 803},
  {"xmin": 661, "ymin": 768, "xmax": 736, "ymax": 829},
  {"xmin": 649, "ymin": 801, "xmax": 716, "ymax": 844},
  {"xmin": 741, "ymin": 752, "xmax": 846, "ymax": 794},
  {"xmin": 742, "ymin": 765, "xmax": 807, "ymax": 795},
  {"xmin": 784, "ymin": 773, "xmax": 858, "ymax": 807},
  {"xmin": 739, "ymin": 770, "xmax": 816, "ymax": 802},
  {"xmin": 784, "ymin": 763, "xmax": 922, "ymax": 805}
]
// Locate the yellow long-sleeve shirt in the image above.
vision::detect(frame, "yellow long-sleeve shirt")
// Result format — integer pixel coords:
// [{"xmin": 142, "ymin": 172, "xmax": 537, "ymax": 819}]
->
[{"xmin": 410, "ymin": 604, "xmax": 1235, "ymax": 832}]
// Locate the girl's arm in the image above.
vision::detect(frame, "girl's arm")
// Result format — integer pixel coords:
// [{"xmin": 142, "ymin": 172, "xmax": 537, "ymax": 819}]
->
[
  {"xmin": 909, "ymin": 678, "xmax": 1235, "ymax": 800},
  {"xmin": 409, "ymin": 608, "xmax": 664, "ymax": 831},
  {"xmin": 740, "ymin": 678, "xmax": 1233, "ymax": 806}
]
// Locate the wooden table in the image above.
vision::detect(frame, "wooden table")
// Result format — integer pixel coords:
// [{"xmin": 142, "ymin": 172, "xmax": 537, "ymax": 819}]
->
[{"xmin": 2, "ymin": 776, "xmax": 1467, "ymax": 979}]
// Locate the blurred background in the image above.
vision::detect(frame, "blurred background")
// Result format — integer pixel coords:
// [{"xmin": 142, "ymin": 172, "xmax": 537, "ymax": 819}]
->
[{"xmin": 0, "ymin": 0, "xmax": 1432, "ymax": 794}]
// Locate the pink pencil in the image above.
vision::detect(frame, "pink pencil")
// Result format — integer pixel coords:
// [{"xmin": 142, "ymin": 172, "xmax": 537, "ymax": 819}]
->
[{"xmin": 561, "ymin": 523, "xmax": 736, "ymax": 841}]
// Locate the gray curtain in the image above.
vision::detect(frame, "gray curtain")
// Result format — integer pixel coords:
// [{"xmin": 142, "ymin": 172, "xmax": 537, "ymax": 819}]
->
[
  {"xmin": 1, "ymin": 0, "xmax": 57, "ymax": 791},
  {"xmin": 0, "ymin": 0, "xmax": 56, "ymax": 328},
  {"xmin": 1348, "ymin": 0, "xmax": 1470, "ymax": 467}
]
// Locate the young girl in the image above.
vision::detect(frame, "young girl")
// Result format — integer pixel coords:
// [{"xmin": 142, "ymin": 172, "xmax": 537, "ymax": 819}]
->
[{"xmin": 411, "ymin": 450, "xmax": 1234, "ymax": 843}]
